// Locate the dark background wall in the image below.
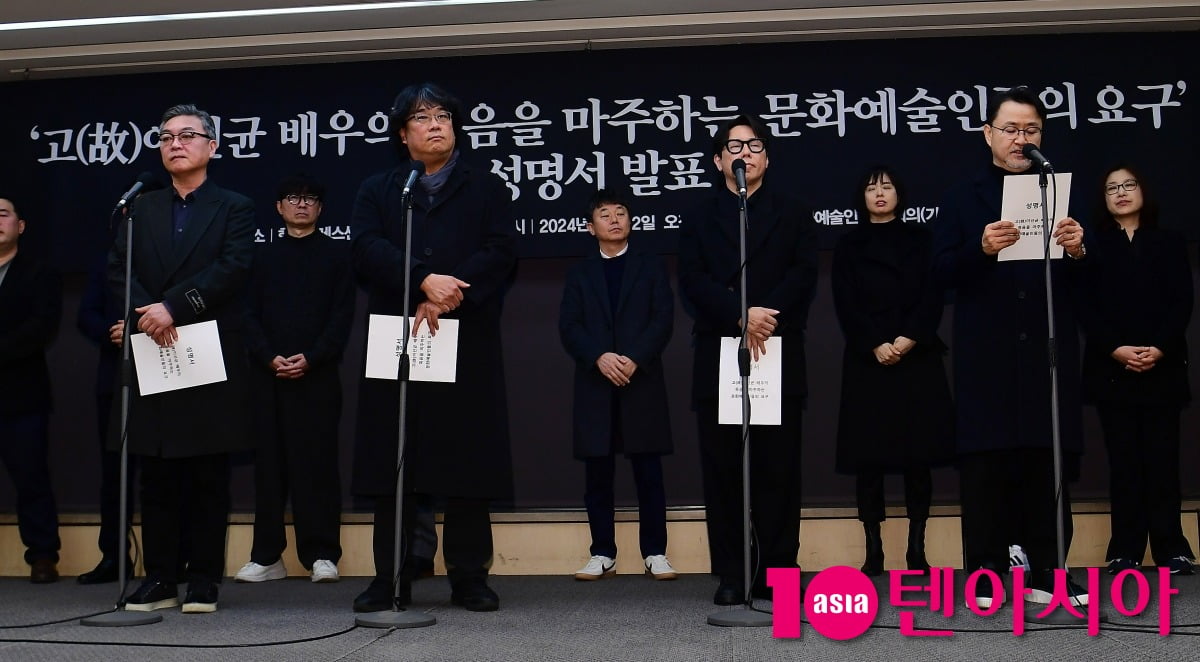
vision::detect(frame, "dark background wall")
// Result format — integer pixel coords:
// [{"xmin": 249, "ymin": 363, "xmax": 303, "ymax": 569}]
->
[{"xmin": 1, "ymin": 31, "xmax": 1197, "ymax": 513}]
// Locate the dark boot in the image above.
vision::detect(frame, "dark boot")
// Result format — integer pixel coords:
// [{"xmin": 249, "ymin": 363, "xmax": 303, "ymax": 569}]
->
[
  {"xmin": 906, "ymin": 519, "xmax": 930, "ymax": 571},
  {"xmin": 861, "ymin": 522, "xmax": 884, "ymax": 577}
]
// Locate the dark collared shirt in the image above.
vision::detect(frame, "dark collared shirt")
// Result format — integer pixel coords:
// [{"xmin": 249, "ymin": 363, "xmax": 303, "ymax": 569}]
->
[{"xmin": 172, "ymin": 190, "xmax": 197, "ymax": 246}]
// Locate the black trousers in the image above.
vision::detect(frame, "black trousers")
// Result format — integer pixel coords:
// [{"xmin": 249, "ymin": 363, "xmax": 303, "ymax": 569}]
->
[
  {"xmin": 94, "ymin": 390, "xmax": 137, "ymax": 562},
  {"xmin": 250, "ymin": 374, "xmax": 343, "ymax": 569},
  {"xmin": 0, "ymin": 411, "xmax": 60, "ymax": 564},
  {"xmin": 856, "ymin": 466, "xmax": 932, "ymax": 524},
  {"xmin": 1098, "ymin": 404, "xmax": 1194, "ymax": 564},
  {"xmin": 583, "ymin": 452, "xmax": 668, "ymax": 559},
  {"xmin": 696, "ymin": 400, "xmax": 802, "ymax": 586},
  {"xmin": 140, "ymin": 453, "xmax": 230, "ymax": 585},
  {"xmin": 372, "ymin": 495, "xmax": 493, "ymax": 587},
  {"xmin": 959, "ymin": 449, "xmax": 1072, "ymax": 572}
]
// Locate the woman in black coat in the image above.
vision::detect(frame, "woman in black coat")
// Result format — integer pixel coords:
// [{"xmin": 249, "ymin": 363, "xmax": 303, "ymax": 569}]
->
[
  {"xmin": 832, "ymin": 166, "xmax": 953, "ymax": 576},
  {"xmin": 1081, "ymin": 164, "xmax": 1194, "ymax": 575}
]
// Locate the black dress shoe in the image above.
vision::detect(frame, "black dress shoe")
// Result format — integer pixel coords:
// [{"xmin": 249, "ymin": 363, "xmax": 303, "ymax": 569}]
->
[
  {"xmin": 30, "ymin": 558, "xmax": 58, "ymax": 584},
  {"xmin": 713, "ymin": 580, "xmax": 744, "ymax": 606},
  {"xmin": 78, "ymin": 558, "xmax": 132, "ymax": 585},
  {"xmin": 450, "ymin": 579, "xmax": 500, "ymax": 612},
  {"xmin": 353, "ymin": 577, "xmax": 411, "ymax": 613},
  {"xmin": 125, "ymin": 579, "xmax": 179, "ymax": 611},
  {"xmin": 182, "ymin": 581, "xmax": 219, "ymax": 613}
]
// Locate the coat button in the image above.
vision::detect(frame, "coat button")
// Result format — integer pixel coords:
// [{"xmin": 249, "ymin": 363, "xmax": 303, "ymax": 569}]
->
[
  {"xmin": 1018, "ymin": 332, "xmax": 1028, "ymax": 341},
  {"xmin": 424, "ymin": 248, "xmax": 433, "ymax": 256}
]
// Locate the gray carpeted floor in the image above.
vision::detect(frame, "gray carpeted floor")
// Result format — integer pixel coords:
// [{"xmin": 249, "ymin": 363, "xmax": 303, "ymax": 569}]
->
[{"xmin": 0, "ymin": 570, "xmax": 1197, "ymax": 661}]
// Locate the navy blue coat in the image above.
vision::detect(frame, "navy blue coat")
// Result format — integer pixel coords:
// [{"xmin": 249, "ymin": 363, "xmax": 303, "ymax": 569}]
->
[
  {"xmin": 107, "ymin": 179, "xmax": 256, "ymax": 457},
  {"xmin": 559, "ymin": 249, "xmax": 674, "ymax": 458},
  {"xmin": 350, "ymin": 161, "xmax": 517, "ymax": 499},
  {"xmin": 931, "ymin": 165, "xmax": 1085, "ymax": 461},
  {"xmin": 678, "ymin": 185, "xmax": 819, "ymax": 406}
]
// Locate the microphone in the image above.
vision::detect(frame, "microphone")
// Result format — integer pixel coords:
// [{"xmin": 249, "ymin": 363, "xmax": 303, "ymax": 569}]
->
[
  {"xmin": 732, "ymin": 158, "xmax": 747, "ymax": 196},
  {"xmin": 401, "ymin": 160, "xmax": 426, "ymax": 197},
  {"xmin": 1021, "ymin": 143, "xmax": 1053, "ymax": 171},
  {"xmin": 114, "ymin": 171, "xmax": 160, "ymax": 211}
]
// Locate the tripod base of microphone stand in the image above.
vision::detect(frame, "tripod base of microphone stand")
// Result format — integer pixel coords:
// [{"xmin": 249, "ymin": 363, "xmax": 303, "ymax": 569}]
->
[
  {"xmin": 80, "ymin": 609, "xmax": 163, "ymax": 627},
  {"xmin": 355, "ymin": 608, "xmax": 436, "ymax": 629},
  {"xmin": 707, "ymin": 601, "xmax": 773, "ymax": 627},
  {"xmin": 1022, "ymin": 600, "xmax": 1106, "ymax": 626}
]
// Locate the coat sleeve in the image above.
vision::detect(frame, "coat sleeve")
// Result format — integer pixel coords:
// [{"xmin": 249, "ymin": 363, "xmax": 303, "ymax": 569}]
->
[
  {"xmin": 677, "ymin": 209, "xmax": 739, "ymax": 330},
  {"xmin": 449, "ymin": 175, "xmax": 517, "ymax": 309},
  {"xmin": 241, "ymin": 247, "xmax": 275, "ymax": 368},
  {"xmin": 351, "ymin": 172, "xmax": 434, "ymax": 301},
  {"xmin": 899, "ymin": 230, "xmax": 946, "ymax": 347},
  {"xmin": 760, "ymin": 201, "xmax": 819, "ymax": 334},
  {"xmin": 306, "ymin": 247, "xmax": 357, "ymax": 368},
  {"xmin": 558, "ymin": 265, "xmax": 606, "ymax": 365},
  {"xmin": 161, "ymin": 194, "xmax": 256, "ymax": 325},
  {"xmin": 108, "ymin": 221, "xmax": 155, "ymax": 313},
  {"xmin": 932, "ymin": 187, "xmax": 996, "ymax": 290},
  {"xmin": 77, "ymin": 262, "xmax": 113, "ymax": 346},
  {"xmin": 623, "ymin": 256, "xmax": 674, "ymax": 368},
  {"xmin": 0, "ymin": 262, "xmax": 61, "ymax": 365},
  {"xmin": 831, "ymin": 237, "xmax": 888, "ymax": 354},
  {"xmin": 1150, "ymin": 231, "xmax": 1193, "ymax": 357}
]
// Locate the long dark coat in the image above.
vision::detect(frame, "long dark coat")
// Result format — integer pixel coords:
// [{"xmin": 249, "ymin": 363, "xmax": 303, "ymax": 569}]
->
[
  {"xmin": 350, "ymin": 162, "xmax": 517, "ymax": 499},
  {"xmin": 1081, "ymin": 225, "xmax": 1191, "ymax": 407},
  {"xmin": 831, "ymin": 220, "xmax": 954, "ymax": 473},
  {"xmin": 558, "ymin": 249, "xmax": 674, "ymax": 459},
  {"xmin": 0, "ymin": 252, "xmax": 61, "ymax": 417},
  {"xmin": 931, "ymin": 165, "xmax": 1085, "ymax": 464},
  {"xmin": 677, "ymin": 186, "xmax": 819, "ymax": 406},
  {"xmin": 107, "ymin": 180, "xmax": 255, "ymax": 457}
]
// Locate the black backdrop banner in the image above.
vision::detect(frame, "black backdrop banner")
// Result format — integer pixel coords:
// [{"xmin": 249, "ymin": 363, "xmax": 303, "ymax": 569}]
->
[{"xmin": 1, "ymin": 31, "xmax": 1195, "ymax": 268}]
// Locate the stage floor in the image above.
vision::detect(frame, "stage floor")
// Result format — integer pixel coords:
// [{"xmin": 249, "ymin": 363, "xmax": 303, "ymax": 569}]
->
[{"xmin": 1, "ymin": 570, "xmax": 1197, "ymax": 661}]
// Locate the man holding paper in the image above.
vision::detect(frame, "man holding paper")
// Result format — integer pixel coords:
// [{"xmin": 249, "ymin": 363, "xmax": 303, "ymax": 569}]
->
[
  {"xmin": 351, "ymin": 82, "xmax": 516, "ymax": 613},
  {"xmin": 109, "ymin": 104, "xmax": 254, "ymax": 613},
  {"xmin": 932, "ymin": 87, "xmax": 1089, "ymax": 609},
  {"xmin": 677, "ymin": 114, "xmax": 818, "ymax": 605}
]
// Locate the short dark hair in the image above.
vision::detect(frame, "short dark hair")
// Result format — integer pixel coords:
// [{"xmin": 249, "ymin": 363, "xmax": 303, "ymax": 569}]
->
[
  {"xmin": 160, "ymin": 103, "xmax": 217, "ymax": 139},
  {"xmin": 985, "ymin": 86, "xmax": 1047, "ymax": 124},
  {"xmin": 0, "ymin": 194, "xmax": 19, "ymax": 219},
  {"xmin": 711, "ymin": 114, "xmax": 771, "ymax": 159},
  {"xmin": 1096, "ymin": 163, "xmax": 1158, "ymax": 231},
  {"xmin": 585, "ymin": 188, "xmax": 632, "ymax": 221},
  {"xmin": 853, "ymin": 165, "xmax": 906, "ymax": 221},
  {"xmin": 276, "ymin": 172, "xmax": 326, "ymax": 203},
  {"xmin": 387, "ymin": 82, "xmax": 465, "ymax": 161}
]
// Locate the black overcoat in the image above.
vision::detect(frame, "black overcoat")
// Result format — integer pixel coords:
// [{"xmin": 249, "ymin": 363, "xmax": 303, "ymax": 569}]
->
[
  {"xmin": 350, "ymin": 162, "xmax": 517, "ymax": 499},
  {"xmin": 107, "ymin": 180, "xmax": 255, "ymax": 457},
  {"xmin": 677, "ymin": 185, "xmax": 819, "ymax": 406},
  {"xmin": 931, "ymin": 165, "xmax": 1085, "ymax": 462},
  {"xmin": 1080, "ymin": 225, "xmax": 1191, "ymax": 407},
  {"xmin": 558, "ymin": 249, "xmax": 674, "ymax": 458},
  {"xmin": 0, "ymin": 253, "xmax": 61, "ymax": 417},
  {"xmin": 831, "ymin": 220, "xmax": 954, "ymax": 473}
]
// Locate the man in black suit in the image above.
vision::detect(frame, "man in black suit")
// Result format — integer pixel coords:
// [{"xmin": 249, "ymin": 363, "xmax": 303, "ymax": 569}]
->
[
  {"xmin": 559, "ymin": 188, "xmax": 676, "ymax": 582},
  {"xmin": 109, "ymin": 104, "xmax": 255, "ymax": 613},
  {"xmin": 0, "ymin": 194, "xmax": 62, "ymax": 584},
  {"xmin": 677, "ymin": 114, "xmax": 818, "ymax": 605}
]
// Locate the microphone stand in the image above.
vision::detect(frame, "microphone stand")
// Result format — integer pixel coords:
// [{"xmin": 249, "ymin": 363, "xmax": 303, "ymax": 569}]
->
[
  {"xmin": 1023, "ymin": 162, "xmax": 1105, "ymax": 626},
  {"xmin": 708, "ymin": 182, "xmax": 772, "ymax": 628},
  {"xmin": 356, "ymin": 175, "xmax": 435, "ymax": 629},
  {"xmin": 82, "ymin": 197, "xmax": 160, "ymax": 627}
]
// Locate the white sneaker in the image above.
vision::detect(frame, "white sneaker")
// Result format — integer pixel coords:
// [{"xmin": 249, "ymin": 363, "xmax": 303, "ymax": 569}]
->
[
  {"xmin": 311, "ymin": 559, "xmax": 340, "ymax": 583},
  {"xmin": 234, "ymin": 559, "xmax": 286, "ymax": 583},
  {"xmin": 644, "ymin": 554, "xmax": 678, "ymax": 580},
  {"xmin": 1008, "ymin": 545, "xmax": 1030, "ymax": 573},
  {"xmin": 573, "ymin": 555, "xmax": 615, "ymax": 580}
]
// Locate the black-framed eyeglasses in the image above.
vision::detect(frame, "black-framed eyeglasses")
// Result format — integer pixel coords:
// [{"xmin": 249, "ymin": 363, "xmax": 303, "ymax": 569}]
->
[
  {"xmin": 724, "ymin": 138, "xmax": 765, "ymax": 155},
  {"xmin": 988, "ymin": 124, "xmax": 1042, "ymax": 138},
  {"xmin": 284, "ymin": 194, "xmax": 320, "ymax": 206},
  {"xmin": 157, "ymin": 130, "xmax": 212, "ymax": 145},
  {"xmin": 407, "ymin": 111, "xmax": 453, "ymax": 125},
  {"xmin": 1105, "ymin": 180, "xmax": 1139, "ymax": 196}
]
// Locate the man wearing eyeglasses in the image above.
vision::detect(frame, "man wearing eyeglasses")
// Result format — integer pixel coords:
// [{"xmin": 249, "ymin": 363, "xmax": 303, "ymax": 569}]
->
[
  {"xmin": 234, "ymin": 174, "xmax": 354, "ymax": 587},
  {"xmin": 678, "ymin": 114, "xmax": 818, "ymax": 605},
  {"xmin": 350, "ymin": 82, "xmax": 516, "ymax": 613},
  {"xmin": 932, "ymin": 87, "xmax": 1089, "ymax": 610},
  {"xmin": 109, "ymin": 103, "xmax": 254, "ymax": 613}
]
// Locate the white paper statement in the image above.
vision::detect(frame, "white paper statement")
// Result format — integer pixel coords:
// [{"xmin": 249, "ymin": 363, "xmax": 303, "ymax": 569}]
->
[
  {"xmin": 717, "ymin": 336, "xmax": 782, "ymax": 426},
  {"xmin": 365, "ymin": 314, "xmax": 459, "ymax": 382},
  {"xmin": 130, "ymin": 320, "xmax": 227, "ymax": 395},
  {"xmin": 998, "ymin": 172, "xmax": 1072, "ymax": 262}
]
